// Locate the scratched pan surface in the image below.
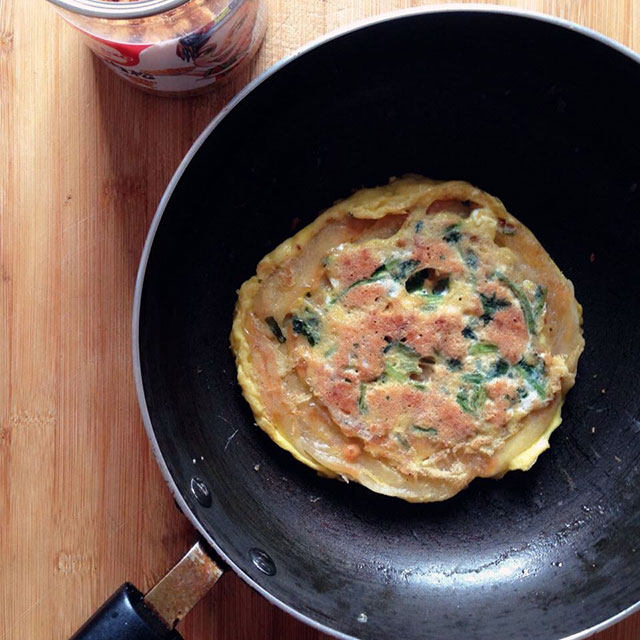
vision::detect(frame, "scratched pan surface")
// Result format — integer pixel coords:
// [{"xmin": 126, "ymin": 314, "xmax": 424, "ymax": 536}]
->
[{"xmin": 134, "ymin": 9, "xmax": 640, "ymax": 640}]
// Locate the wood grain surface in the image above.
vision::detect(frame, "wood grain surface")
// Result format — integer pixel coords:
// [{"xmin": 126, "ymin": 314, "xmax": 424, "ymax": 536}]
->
[{"xmin": 0, "ymin": 1, "xmax": 638, "ymax": 639}]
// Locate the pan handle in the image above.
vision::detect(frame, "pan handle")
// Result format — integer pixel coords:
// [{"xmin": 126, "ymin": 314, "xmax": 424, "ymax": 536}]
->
[
  {"xmin": 70, "ymin": 582, "xmax": 181, "ymax": 640},
  {"xmin": 69, "ymin": 542, "xmax": 224, "ymax": 640}
]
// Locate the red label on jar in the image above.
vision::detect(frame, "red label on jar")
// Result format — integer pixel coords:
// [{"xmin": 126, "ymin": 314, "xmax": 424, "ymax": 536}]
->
[{"xmin": 85, "ymin": 33, "xmax": 152, "ymax": 67}]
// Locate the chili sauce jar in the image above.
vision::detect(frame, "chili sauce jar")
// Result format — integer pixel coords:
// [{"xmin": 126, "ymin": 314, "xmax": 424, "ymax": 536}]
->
[{"xmin": 47, "ymin": 0, "xmax": 266, "ymax": 96}]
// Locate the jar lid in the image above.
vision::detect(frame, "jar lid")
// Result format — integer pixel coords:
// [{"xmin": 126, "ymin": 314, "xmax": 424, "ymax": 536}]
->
[{"xmin": 46, "ymin": 0, "xmax": 191, "ymax": 19}]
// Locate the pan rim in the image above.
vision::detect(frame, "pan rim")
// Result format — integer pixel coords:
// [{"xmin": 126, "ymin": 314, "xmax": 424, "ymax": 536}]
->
[{"xmin": 132, "ymin": 5, "xmax": 640, "ymax": 639}]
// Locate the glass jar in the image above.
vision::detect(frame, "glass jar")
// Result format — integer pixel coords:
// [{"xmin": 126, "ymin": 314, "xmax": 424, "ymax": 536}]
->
[{"xmin": 47, "ymin": 0, "xmax": 267, "ymax": 96}]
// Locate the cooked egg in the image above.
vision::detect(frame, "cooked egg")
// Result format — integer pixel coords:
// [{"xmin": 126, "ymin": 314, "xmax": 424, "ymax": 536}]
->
[{"xmin": 231, "ymin": 176, "xmax": 584, "ymax": 502}]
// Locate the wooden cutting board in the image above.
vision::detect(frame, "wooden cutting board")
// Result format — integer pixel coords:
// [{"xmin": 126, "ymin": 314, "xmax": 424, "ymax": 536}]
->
[{"xmin": 0, "ymin": 1, "xmax": 638, "ymax": 639}]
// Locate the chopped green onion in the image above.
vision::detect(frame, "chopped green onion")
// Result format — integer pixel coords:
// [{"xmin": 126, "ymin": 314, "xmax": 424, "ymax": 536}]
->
[
  {"xmin": 456, "ymin": 390, "xmax": 474, "ymax": 414},
  {"xmin": 382, "ymin": 342, "xmax": 422, "ymax": 383},
  {"xmin": 291, "ymin": 312, "xmax": 321, "ymax": 346},
  {"xmin": 386, "ymin": 258, "xmax": 421, "ymax": 281},
  {"xmin": 413, "ymin": 426, "xmax": 438, "ymax": 436},
  {"xmin": 488, "ymin": 358, "xmax": 509, "ymax": 378},
  {"xmin": 395, "ymin": 433, "xmax": 411, "ymax": 450},
  {"xmin": 265, "ymin": 316, "xmax": 286, "ymax": 343},
  {"xmin": 479, "ymin": 291, "xmax": 511, "ymax": 325},
  {"xmin": 358, "ymin": 382, "xmax": 368, "ymax": 414},
  {"xmin": 443, "ymin": 224, "xmax": 461, "ymax": 243},
  {"xmin": 495, "ymin": 271, "xmax": 536, "ymax": 335},
  {"xmin": 332, "ymin": 258, "xmax": 420, "ymax": 302},
  {"xmin": 472, "ymin": 385, "xmax": 488, "ymax": 412},
  {"xmin": 462, "ymin": 326, "xmax": 477, "ymax": 340},
  {"xmin": 469, "ymin": 342, "xmax": 498, "ymax": 355},
  {"xmin": 534, "ymin": 285, "xmax": 547, "ymax": 319},
  {"xmin": 465, "ymin": 249, "xmax": 479, "ymax": 269},
  {"xmin": 457, "ymin": 383, "xmax": 487, "ymax": 415},
  {"xmin": 515, "ymin": 358, "xmax": 547, "ymax": 398}
]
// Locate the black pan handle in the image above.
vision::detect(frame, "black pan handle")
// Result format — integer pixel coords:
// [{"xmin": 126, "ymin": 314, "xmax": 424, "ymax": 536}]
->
[
  {"xmin": 70, "ymin": 582, "xmax": 182, "ymax": 640},
  {"xmin": 69, "ymin": 542, "xmax": 224, "ymax": 640}
]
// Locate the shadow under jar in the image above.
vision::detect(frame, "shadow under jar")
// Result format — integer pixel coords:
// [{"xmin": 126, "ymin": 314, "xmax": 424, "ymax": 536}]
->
[{"xmin": 47, "ymin": 0, "xmax": 266, "ymax": 96}]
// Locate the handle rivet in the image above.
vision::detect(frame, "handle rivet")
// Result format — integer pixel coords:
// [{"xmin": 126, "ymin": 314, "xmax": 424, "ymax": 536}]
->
[
  {"xmin": 190, "ymin": 476, "xmax": 212, "ymax": 507},
  {"xmin": 250, "ymin": 548, "xmax": 276, "ymax": 576}
]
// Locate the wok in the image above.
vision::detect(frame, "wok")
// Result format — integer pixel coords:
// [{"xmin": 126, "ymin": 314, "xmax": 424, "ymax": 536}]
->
[{"xmin": 74, "ymin": 7, "xmax": 640, "ymax": 640}]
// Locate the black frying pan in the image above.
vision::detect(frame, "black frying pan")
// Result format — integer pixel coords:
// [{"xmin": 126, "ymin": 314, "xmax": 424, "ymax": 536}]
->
[{"xmin": 75, "ymin": 8, "xmax": 640, "ymax": 640}]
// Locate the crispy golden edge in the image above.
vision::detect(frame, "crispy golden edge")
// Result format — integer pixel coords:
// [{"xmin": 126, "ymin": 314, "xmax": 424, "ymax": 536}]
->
[{"xmin": 231, "ymin": 277, "xmax": 333, "ymax": 475}]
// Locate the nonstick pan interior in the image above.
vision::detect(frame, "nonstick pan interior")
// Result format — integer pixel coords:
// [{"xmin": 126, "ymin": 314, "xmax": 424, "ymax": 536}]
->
[{"xmin": 135, "ymin": 10, "xmax": 640, "ymax": 640}]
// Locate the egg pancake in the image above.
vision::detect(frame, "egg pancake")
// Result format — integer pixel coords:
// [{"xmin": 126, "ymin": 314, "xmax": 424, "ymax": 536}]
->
[{"xmin": 231, "ymin": 176, "xmax": 584, "ymax": 502}]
